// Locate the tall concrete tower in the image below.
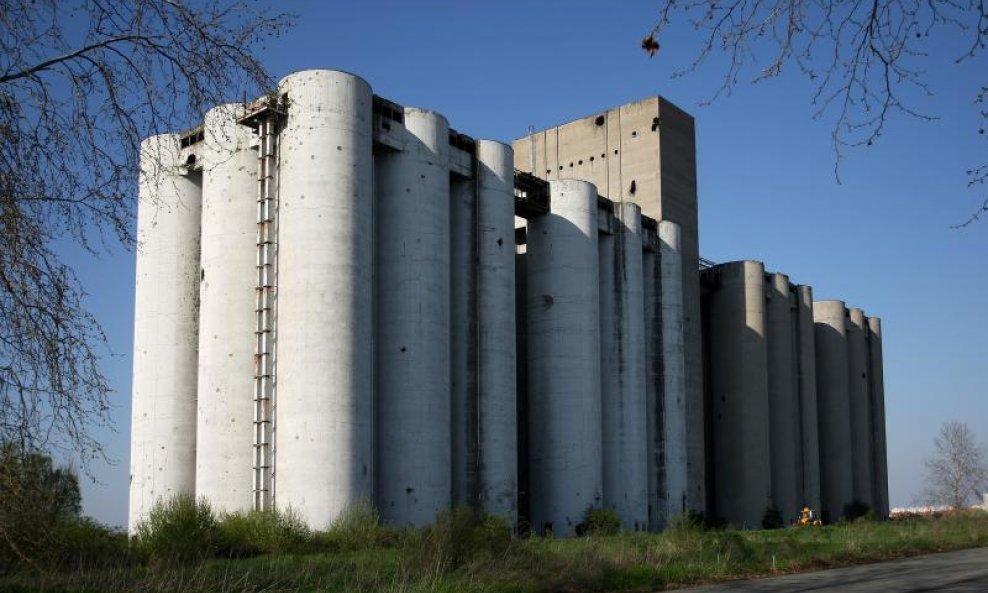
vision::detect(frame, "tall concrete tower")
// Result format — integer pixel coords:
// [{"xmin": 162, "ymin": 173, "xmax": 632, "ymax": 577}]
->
[{"xmin": 513, "ymin": 98, "xmax": 704, "ymax": 512}]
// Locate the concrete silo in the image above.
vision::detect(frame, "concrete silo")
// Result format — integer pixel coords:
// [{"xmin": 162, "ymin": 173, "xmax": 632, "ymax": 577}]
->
[
  {"xmin": 706, "ymin": 260, "xmax": 771, "ymax": 528},
  {"xmin": 375, "ymin": 108, "xmax": 452, "ymax": 526},
  {"xmin": 867, "ymin": 317, "xmax": 889, "ymax": 517},
  {"xmin": 599, "ymin": 202, "xmax": 648, "ymax": 531},
  {"xmin": 814, "ymin": 300, "xmax": 854, "ymax": 523},
  {"xmin": 129, "ymin": 134, "xmax": 202, "ymax": 532},
  {"xmin": 847, "ymin": 308, "xmax": 874, "ymax": 509},
  {"xmin": 274, "ymin": 70, "xmax": 375, "ymax": 529},
  {"xmin": 475, "ymin": 141, "xmax": 518, "ymax": 519},
  {"xmin": 194, "ymin": 104, "xmax": 258, "ymax": 514},
  {"xmin": 656, "ymin": 220, "xmax": 687, "ymax": 528},
  {"xmin": 765, "ymin": 273, "xmax": 800, "ymax": 521},
  {"xmin": 450, "ymin": 141, "xmax": 518, "ymax": 522},
  {"xmin": 527, "ymin": 179, "xmax": 602, "ymax": 537},
  {"xmin": 795, "ymin": 285, "xmax": 821, "ymax": 511}
]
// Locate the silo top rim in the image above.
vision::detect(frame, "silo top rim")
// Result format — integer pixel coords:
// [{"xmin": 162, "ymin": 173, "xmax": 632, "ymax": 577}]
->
[{"xmin": 277, "ymin": 68, "xmax": 372, "ymax": 91}]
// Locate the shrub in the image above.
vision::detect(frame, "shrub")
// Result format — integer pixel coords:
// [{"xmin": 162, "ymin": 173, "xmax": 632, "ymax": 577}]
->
[
  {"xmin": 405, "ymin": 507, "xmax": 513, "ymax": 573},
  {"xmin": 0, "ymin": 444, "xmax": 83, "ymax": 573},
  {"xmin": 842, "ymin": 500, "xmax": 873, "ymax": 523},
  {"xmin": 218, "ymin": 507, "xmax": 310, "ymax": 557},
  {"xmin": 314, "ymin": 500, "xmax": 389, "ymax": 551},
  {"xmin": 134, "ymin": 494, "xmax": 219, "ymax": 563},
  {"xmin": 581, "ymin": 507, "xmax": 621, "ymax": 536},
  {"xmin": 762, "ymin": 506, "xmax": 785, "ymax": 530}
]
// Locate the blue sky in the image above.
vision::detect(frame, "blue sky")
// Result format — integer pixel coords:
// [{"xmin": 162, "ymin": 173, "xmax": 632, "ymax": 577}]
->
[{"xmin": 75, "ymin": 0, "xmax": 987, "ymax": 526}]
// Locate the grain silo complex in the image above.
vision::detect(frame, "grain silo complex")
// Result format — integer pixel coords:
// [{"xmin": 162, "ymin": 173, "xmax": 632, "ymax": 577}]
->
[{"xmin": 129, "ymin": 68, "xmax": 888, "ymax": 535}]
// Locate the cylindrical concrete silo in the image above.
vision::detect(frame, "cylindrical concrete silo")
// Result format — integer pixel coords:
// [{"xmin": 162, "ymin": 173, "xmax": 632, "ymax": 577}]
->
[
  {"xmin": 795, "ymin": 285, "xmax": 821, "ymax": 511},
  {"xmin": 450, "ymin": 174, "xmax": 478, "ymax": 509},
  {"xmin": 765, "ymin": 272, "xmax": 800, "ymax": 521},
  {"xmin": 867, "ymin": 317, "xmax": 889, "ymax": 518},
  {"xmin": 600, "ymin": 202, "xmax": 647, "ymax": 531},
  {"xmin": 476, "ymin": 140, "xmax": 518, "ymax": 520},
  {"xmin": 643, "ymin": 248, "xmax": 661, "ymax": 531},
  {"xmin": 708, "ymin": 261, "xmax": 771, "ymax": 528},
  {"xmin": 658, "ymin": 220, "xmax": 687, "ymax": 528},
  {"xmin": 194, "ymin": 104, "xmax": 257, "ymax": 514},
  {"xmin": 275, "ymin": 70, "xmax": 375, "ymax": 529},
  {"xmin": 814, "ymin": 300, "xmax": 854, "ymax": 523},
  {"xmin": 129, "ymin": 134, "xmax": 201, "ymax": 533},
  {"xmin": 527, "ymin": 179, "xmax": 602, "ymax": 537},
  {"xmin": 375, "ymin": 108, "xmax": 451, "ymax": 527},
  {"xmin": 847, "ymin": 308, "xmax": 874, "ymax": 509}
]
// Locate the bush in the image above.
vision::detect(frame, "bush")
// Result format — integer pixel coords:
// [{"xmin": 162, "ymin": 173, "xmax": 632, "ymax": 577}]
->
[
  {"xmin": 842, "ymin": 500, "xmax": 873, "ymax": 523},
  {"xmin": 762, "ymin": 506, "xmax": 785, "ymax": 530},
  {"xmin": 218, "ymin": 507, "xmax": 310, "ymax": 557},
  {"xmin": 405, "ymin": 507, "xmax": 513, "ymax": 573},
  {"xmin": 581, "ymin": 507, "xmax": 621, "ymax": 536},
  {"xmin": 134, "ymin": 494, "xmax": 219, "ymax": 563},
  {"xmin": 47, "ymin": 517, "xmax": 134, "ymax": 569},
  {"xmin": 0, "ymin": 444, "xmax": 83, "ymax": 573},
  {"xmin": 314, "ymin": 500, "xmax": 390, "ymax": 552}
]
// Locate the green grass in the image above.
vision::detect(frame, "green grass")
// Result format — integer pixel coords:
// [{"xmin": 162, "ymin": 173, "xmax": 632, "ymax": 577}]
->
[{"xmin": 2, "ymin": 510, "xmax": 986, "ymax": 593}]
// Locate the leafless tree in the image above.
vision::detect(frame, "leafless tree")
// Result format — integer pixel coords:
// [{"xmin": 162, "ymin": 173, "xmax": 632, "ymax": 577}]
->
[
  {"xmin": 921, "ymin": 421, "xmax": 988, "ymax": 509},
  {"xmin": 642, "ymin": 0, "xmax": 988, "ymax": 226},
  {"xmin": 0, "ymin": 1, "xmax": 289, "ymax": 466}
]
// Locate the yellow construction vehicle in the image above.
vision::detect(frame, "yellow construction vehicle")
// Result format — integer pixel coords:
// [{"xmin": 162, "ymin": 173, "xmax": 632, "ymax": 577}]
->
[{"xmin": 795, "ymin": 506, "xmax": 822, "ymax": 527}]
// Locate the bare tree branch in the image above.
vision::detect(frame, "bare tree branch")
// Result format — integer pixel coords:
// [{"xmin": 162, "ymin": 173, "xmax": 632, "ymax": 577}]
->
[
  {"xmin": 921, "ymin": 422, "xmax": 988, "ymax": 508},
  {"xmin": 0, "ymin": 0, "xmax": 291, "ymax": 467},
  {"xmin": 644, "ymin": 0, "xmax": 987, "ymax": 224}
]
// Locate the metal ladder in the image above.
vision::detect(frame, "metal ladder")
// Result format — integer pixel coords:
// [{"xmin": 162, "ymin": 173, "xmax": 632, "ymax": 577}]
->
[{"xmin": 252, "ymin": 112, "xmax": 279, "ymax": 511}]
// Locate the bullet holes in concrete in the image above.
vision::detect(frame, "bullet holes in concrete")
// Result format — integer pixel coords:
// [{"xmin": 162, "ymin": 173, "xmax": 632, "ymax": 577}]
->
[
  {"xmin": 594, "ymin": 115, "xmax": 605, "ymax": 126},
  {"xmin": 651, "ymin": 117, "xmax": 661, "ymax": 131},
  {"xmin": 629, "ymin": 180, "xmax": 637, "ymax": 195},
  {"xmin": 631, "ymin": 130, "xmax": 638, "ymax": 138}
]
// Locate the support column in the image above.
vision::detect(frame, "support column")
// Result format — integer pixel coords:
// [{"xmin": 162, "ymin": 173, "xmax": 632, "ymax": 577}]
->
[
  {"xmin": 527, "ymin": 179, "xmax": 601, "ymax": 537},
  {"xmin": 375, "ymin": 108, "xmax": 451, "ymax": 527},
  {"xmin": 129, "ymin": 134, "xmax": 201, "ymax": 533}
]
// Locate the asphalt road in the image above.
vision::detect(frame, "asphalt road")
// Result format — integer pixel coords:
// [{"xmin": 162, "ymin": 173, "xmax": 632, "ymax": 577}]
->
[{"xmin": 682, "ymin": 547, "xmax": 988, "ymax": 592}]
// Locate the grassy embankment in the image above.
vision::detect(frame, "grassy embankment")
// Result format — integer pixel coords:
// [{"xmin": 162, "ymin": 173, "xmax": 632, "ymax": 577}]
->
[{"xmin": 2, "ymin": 501, "xmax": 986, "ymax": 593}]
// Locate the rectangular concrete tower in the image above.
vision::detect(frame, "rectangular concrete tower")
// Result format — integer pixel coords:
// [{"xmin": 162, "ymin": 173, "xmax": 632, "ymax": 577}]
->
[{"xmin": 513, "ymin": 97, "xmax": 704, "ymax": 512}]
